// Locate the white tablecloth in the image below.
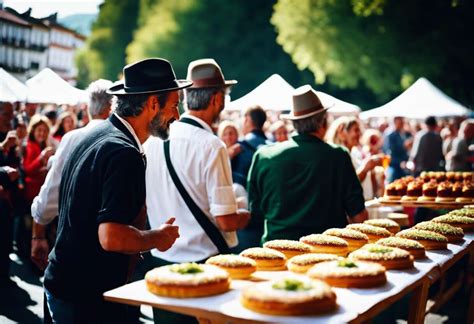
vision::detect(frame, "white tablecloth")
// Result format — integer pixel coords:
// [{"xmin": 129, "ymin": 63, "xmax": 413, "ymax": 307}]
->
[{"xmin": 104, "ymin": 234, "xmax": 473, "ymax": 323}]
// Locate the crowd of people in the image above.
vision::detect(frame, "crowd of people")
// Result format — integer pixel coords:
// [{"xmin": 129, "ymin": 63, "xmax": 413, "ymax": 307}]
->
[{"xmin": 0, "ymin": 57, "xmax": 473, "ymax": 323}]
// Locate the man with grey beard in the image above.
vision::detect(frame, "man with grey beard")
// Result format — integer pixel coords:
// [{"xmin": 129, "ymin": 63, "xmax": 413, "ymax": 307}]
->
[{"xmin": 43, "ymin": 58, "xmax": 189, "ymax": 323}]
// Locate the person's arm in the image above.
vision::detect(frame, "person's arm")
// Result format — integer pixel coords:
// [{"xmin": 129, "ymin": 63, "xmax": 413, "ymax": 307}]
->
[
  {"xmin": 205, "ymin": 145, "xmax": 248, "ymax": 231},
  {"xmin": 98, "ymin": 217, "xmax": 179, "ymax": 254},
  {"xmin": 347, "ymin": 209, "xmax": 369, "ymax": 224},
  {"xmin": 31, "ymin": 222, "xmax": 49, "ymax": 270}
]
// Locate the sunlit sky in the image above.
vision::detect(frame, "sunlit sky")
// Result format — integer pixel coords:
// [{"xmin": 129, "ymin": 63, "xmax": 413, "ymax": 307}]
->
[{"xmin": 3, "ymin": 0, "xmax": 104, "ymax": 18}]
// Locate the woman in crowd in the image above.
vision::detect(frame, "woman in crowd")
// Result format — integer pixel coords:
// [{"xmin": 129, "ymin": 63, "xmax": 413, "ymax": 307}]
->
[
  {"xmin": 269, "ymin": 120, "xmax": 289, "ymax": 142},
  {"xmin": 326, "ymin": 116, "xmax": 383, "ymax": 200},
  {"xmin": 23, "ymin": 115, "xmax": 54, "ymax": 205},
  {"xmin": 51, "ymin": 112, "xmax": 77, "ymax": 143}
]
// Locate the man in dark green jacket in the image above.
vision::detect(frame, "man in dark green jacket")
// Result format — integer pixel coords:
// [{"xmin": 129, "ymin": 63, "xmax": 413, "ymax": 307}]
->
[{"xmin": 247, "ymin": 85, "xmax": 368, "ymax": 243}]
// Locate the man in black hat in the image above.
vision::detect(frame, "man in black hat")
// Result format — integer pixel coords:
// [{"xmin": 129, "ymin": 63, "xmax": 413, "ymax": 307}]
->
[{"xmin": 43, "ymin": 58, "xmax": 190, "ymax": 323}]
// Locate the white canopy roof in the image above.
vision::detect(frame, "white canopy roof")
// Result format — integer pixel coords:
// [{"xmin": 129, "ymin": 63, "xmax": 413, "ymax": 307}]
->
[
  {"xmin": 26, "ymin": 68, "xmax": 87, "ymax": 105},
  {"xmin": 0, "ymin": 68, "xmax": 28, "ymax": 102},
  {"xmin": 227, "ymin": 74, "xmax": 294, "ymax": 111},
  {"xmin": 360, "ymin": 77, "xmax": 469, "ymax": 120},
  {"xmin": 318, "ymin": 91, "xmax": 361, "ymax": 116}
]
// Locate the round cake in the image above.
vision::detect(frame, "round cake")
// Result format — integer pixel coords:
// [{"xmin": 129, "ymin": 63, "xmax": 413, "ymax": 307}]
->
[
  {"xmin": 299, "ymin": 234, "xmax": 349, "ymax": 256},
  {"xmin": 376, "ymin": 237, "xmax": 426, "ymax": 259},
  {"xmin": 364, "ymin": 219, "xmax": 401, "ymax": 234},
  {"xmin": 145, "ymin": 263, "xmax": 230, "ymax": 298},
  {"xmin": 448, "ymin": 208, "xmax": 474, "ymax": 218},
  {"xmin": 241, "ymin": 276, "xmax": 337, "ymax": 315},
  {"xmin": 205, "ymin": 254, "xmax": 257, "ymax": 279},
  {"xmin": 346, "ymin": 224, "xmax": 392, "ymax": 243},
  {"xmin": 287, "ymin": 253, "xmax": 340, "ymax": 274},
  {"xmin": 383, "ymin": 183, "xmax": 402, "ymax": 200},
  {"xmin": 414, "ymin": 221, "xmax": 464, "ymax": 243},
  {"xmin": 308, "ymin": 259, "xmax": 387, "ymax": 288},
  {"xmin": 240, "ymin": 247, "xmax": 287, "ymax": 271},
  {"xmin": 323, "ymin": 228, "xmax": 369, "ymax": 252},
  {"xmin": 435, "ymin": 182, "xmax": 454, "ymax": 203},
  {"xmin": 348, "ymin": 244, "xmax": 414, "ymax": 270},
  {"xmin": 263, "ymin": 240, "xmax": 312, "ymax": 259},
  {"xmin": 418, "ymin": 181, "xmax": 438, "ymax": 202},
  {"xmin": 431, "ymin": 215, "xmax": 474, "ymax": 232},
  {"xmin": 401, "ymin": 181, "xmax": 423, "ymax": 201},
  {"xmin": 396, "ymin": 229, "xmax": 448, "ymax": 250}
]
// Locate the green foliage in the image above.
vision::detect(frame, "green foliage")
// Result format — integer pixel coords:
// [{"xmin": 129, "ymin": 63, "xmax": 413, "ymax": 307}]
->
[
  {"xmin": 272, "ymin": 0, "xmax": 474, "ymax": 106},
  {"xmin": 126, "ymin": 0, "xmax": 315, "ymax": 99},
  {"xmin": 76, "ymin": 0, "xmax": 139, "ymax": 87}
]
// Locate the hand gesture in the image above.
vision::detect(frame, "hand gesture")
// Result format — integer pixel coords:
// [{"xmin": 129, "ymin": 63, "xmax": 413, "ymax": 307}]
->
[
  {"xmin": 1, "ymin": 130, "xmax": 18, "ymax": 151},
  {"xmin": 155, "ymin": 217, "xmax": 180, "ymax": 252},
  {"xmin": 2, "ymin": 166, "xmax": 19, "ymax": 182},
  {"xmin": 31, "ymin": 238, "xmax": 49, "ymax": 271},
  {"xmin": 40, "ymin": 147, "xmax": 55, "ymax": 164},
  {"xmin": 227, "ymin": 143, "xmax": 241, "ymax": 159}
]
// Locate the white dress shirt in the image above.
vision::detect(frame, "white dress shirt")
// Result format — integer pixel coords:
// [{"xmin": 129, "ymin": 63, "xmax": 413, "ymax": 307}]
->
[
  {"xmin": 31, "ymin": 119, "xmax": 104, "ymax": 225},
  {"xmin": 144, "ymin": 114, "xmax": 238, "ymax": 262}
]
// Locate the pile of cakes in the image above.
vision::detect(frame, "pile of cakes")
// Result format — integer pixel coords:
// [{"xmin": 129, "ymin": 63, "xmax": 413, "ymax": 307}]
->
[
  {"xmin": 143, "ymin": 206, "xmax": 472, "ymax": 317},
  {"xmin": 382, "ymin": 172, "xmax": 474, "ymax": 203}
]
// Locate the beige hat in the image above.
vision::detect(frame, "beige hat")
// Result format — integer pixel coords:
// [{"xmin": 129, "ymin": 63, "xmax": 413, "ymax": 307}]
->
[
  {"xmin": 186, "ymin": 58, "xmax": 237, "ymax": 89},
  {"xmin": 281, "ymin": 85, "xmax": 333, "ymax": 120}
]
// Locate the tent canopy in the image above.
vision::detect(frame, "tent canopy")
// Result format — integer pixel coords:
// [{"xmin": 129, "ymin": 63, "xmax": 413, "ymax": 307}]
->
[
  {"xmin": 26, "ymin": 68, "xmax": 87, "ymax": 105},
  {"xmin": 360, "ymin": 78, "xmax": 469, "ymax": 120},
  {"xmin": 318, "ymin": 91, "xmax": 361, "ymax": 116},
  {"xmin": 0, "ymin": 68, "xmax": 28, "ymax": 102},
  {"xmin": 227, "ymin": 74, "xmax": 294, "ymax": 111}
]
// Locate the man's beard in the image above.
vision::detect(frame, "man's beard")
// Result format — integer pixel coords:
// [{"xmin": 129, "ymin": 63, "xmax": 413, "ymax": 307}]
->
[{"xmin": 149, "ymin": 110, "xmax": 173, "ymax": 140}]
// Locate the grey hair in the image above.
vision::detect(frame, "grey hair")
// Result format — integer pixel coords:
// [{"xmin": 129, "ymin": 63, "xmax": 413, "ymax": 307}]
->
[
  {"xmin": 113, "ymin": 92, "xmax": 169, "ymax": 117},
  {"xmin": 87, "ymin": 79, "xmax": 113, "ymax": 117},
  {"xmin": 185, "ymin": 87, "xmax": 222, "ymax": 111},
  {"xmin": 292, "ymin": 111, "xmax": 328, "ymax": 135}
]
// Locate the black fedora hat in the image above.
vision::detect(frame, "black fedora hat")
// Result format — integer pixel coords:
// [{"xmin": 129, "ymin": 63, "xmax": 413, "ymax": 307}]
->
[{"xmin": 107, "ymin": 58, "xmax": 192, "ymax": 95}]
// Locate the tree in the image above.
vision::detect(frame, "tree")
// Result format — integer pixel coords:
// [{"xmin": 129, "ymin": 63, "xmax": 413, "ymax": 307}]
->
[
  {"xmin": 272, "ymin": 0, "xmax": 474, "ymax": 107},
  {"xmin": 126, "ymin": 0, "xmax": 316, "ymax": 99},
  {"xmin": 77, "ymin": 0, "xmax": 140, "ymax": 86}
]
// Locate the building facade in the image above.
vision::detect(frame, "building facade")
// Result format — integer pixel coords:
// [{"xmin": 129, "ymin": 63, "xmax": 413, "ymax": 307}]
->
[{"xmin": 0, "ymin": 5, "xmax": 85, "ymax": 84}]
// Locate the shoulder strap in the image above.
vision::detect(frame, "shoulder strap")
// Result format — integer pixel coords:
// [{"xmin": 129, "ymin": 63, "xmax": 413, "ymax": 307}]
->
[
  {"xmin": 163, "ymin": 140, "xmax": 230, "ymax": 254},
  {"xmin": 180, "ymin": 117, "xmax": 205, "ymax": 130}
]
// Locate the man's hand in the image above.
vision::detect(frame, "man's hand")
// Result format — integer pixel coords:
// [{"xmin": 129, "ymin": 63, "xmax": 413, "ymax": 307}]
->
[
  {"xmin": 236, "ymin": 209, "xmax": 250, "ymax": 229},
  {"xmin": 31, "ymin": 238, "xmax": 49, "ymax": 271},
  {"xmin": 0, "ymin": 130, "xmax": 18, "ymax": 151},
  {"xmin": 227, "ymin": 143, "xmax": 241, "ymax": 159},
  {"xmin": 155, "ymin": 217, "xmax": 180, "ymax": 252},
  {"xmin": 3, "ymin": 166, "xmax": 19, "ymax": 182}
]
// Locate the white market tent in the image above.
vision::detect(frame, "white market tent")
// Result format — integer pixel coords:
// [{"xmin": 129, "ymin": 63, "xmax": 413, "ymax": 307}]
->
[
  {"xmin": 0, "ymin": 68, "xmax": 28, "ymax": 102},
  {"xmin": 360, "ymin": 77, "xmax": 469, "ymax": 120},
  {"xmin": 26, "ymin": 68, "xmax": 87, "ymax": 105},
  {"xmin": 318, "ymin": 91, "xmax": 361, "ymax": 117},
  {"xmin": 227, "ymin": 74, "xmax": 294, "ymax": 111}
]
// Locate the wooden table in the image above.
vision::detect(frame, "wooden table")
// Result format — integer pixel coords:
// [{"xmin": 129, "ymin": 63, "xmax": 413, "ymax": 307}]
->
[
  {"xmin": 368, "ymin": 198, "xmax": 470, "ymax": 210},
  {"xmin": 104, "ymin": 235, "xmax": 473, "ymax": 323}
]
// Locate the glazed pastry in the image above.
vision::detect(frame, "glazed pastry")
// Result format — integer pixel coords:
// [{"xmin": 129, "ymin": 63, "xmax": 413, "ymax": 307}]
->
[
  {"xmin": 145, "ymin": 263, "xmax": 230, "ymax": 298},
  {"xmin": 446, "ymin": 171, "xmax": 456, "ymax": 182},
  {"xmin": 299, "ymin": 234, "xmax": 349, "ymax": 256},
  {"xmin": 364, "ymin": 219, "xmax": 401, "ymax": 234},
  {"xmin": 435, "ymin": 172, "xmax": 447, "ymax": 183},
  {"xmin": 401, "ymin": 181, "xmax": 423, "ymax": 201},
  {"xmin": 308, "ymin": 259, "xmax": 387, "ymax": 288},
  {"xmin": 456, "ymin": 183, "xmax": 474, "ymax": 203},
  {"xmin": 454, "ymin": 172, "xmax": 464, "ymax": 182},
  {"xmin": 431, "ymin": 215, "xmax": 474, "ymax": 232},
  {"xmin": 396, "ymin": 229, "xmax": 448, "ymax": 250},
  {"xmin": 418, "ymin": 181, "xmax": 438, "ymax": 202},
  {"xmin": 384, "ymin": 183, "xmax": 401, "ymax": 200},
  {"xmin": 376, "ymin": 237, "xmax": 426, "ymax": 259},
  {"xmin": 348, "ymin": 244, "xmax": 414, "ymax": 270},
  {"xmin": 414, "ymin": 221, "xmax": 464, "ymax": 243},
  {"xmin": 420, "ymin": 171, "xmax": 431, "ymax": 182},
  {"xmin": 263, "ymin": 240, "xmax": 312, "ymax": 259},
  {"xmin": 240, "ymin": 247, "xmax": 287, "ymax": 271},
  {"xmin": 435, "ymin": 182, "xmax": 454, "ymax": 202},
  {"xmin": 452, "ymin": 182, "xmax": 463, "ymax": 198},
  {"xmin": 462, "ymin": 172, "xmax": 473, "ymax": 182},
  {"xmin": 346, "ymin": 223, "xmax": 392, "ymax": 243},
  {"xmin": 323, "ymin": 228, "xmax": 369, "ymax": 252},
  {"xmin": 241, "ymin": 276, "xmax": 337, "ymax": 315},
  {"xmin": 205, "ymin": 254, "xmax": 257, "ymax": 279},
  {"xmin": 287, "ymin": 253, "xmax": 340, "ymax": 274}
]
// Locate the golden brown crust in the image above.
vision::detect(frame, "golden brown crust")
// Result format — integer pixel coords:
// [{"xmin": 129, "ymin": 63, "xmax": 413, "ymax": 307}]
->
[
  {"xmin": 287, "ymin": 254, "xmax": 340, "ymax": 274},
  {"xmin": 323, "ymin": 228, "xmax": 369, "ymax": 252},
  {"xmin": 346, "ymin": 224, "xmax": 392, "ymax": 243},
  {"xmin": 414, "ymin": 221, "xmax": 464, "ymax": 243},
  {"xmin": 240, "ymin": 248, "xmax": 287, "ymax": 271},
  {"xmin": 240, "ymin": 278, "xmax": 337, "ymax": 315},
  {"xmin": 431, "ymin": 215, "xmax": 474, "ymax": 232},
  {"xmin": 376, "ymin": 237, "xmax": 426, "ymax": 259},
  {"xmin": 364, "ymin": 219, "xmax": 401, "ymax": 234},
  {"xmin": 205, "ymin": 255, "xmax": 257, "ymax": 279},
  {"xmin": 263, "ymin": 240, "xmax": 312, "ymax": 259},
  {"xmin": 315, "ymin": 273, "xmax": 387, "ymax": 288},
  {"xmin": 348, "ymin": 244, "xmax": 414, "ymax": 270},
  {"xmin": 146, "ymin": 279, "xmax": 230, "ymax": 298}
]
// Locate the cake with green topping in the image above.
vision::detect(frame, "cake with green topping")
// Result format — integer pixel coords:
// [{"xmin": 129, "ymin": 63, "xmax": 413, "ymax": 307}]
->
[
  {"xmin": 396, "ymin": 229, "xmax": 448, "ymax": 250},
  {"xmin": 348, "ymin": 244, "xmax": 413, "ymax": 270},
  {"xmin": 414, "ymin": 221, "xmax": 464, "ymax": 243},
  {"xmin": 376, "ymin": 237, "xmax": 426, "ymax": 259}
]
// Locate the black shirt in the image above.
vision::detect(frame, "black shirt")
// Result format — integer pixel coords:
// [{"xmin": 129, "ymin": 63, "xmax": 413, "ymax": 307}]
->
[{"xmin": 44, "ymin": 114, "xmax": 146, "ymax": 302}]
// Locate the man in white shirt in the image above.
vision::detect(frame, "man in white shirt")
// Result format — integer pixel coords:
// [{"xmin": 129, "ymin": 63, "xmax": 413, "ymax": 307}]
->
[
  {"xmin": 30, "ymin": 79, "xmax": 113, "ymax": 270},
  {"xmin": 145, "ymin": 59, "xmax": 250, "ymax": 262}
]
